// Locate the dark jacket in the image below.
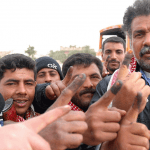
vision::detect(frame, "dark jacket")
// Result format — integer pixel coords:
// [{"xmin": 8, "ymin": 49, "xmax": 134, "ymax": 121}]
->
[
  {"xmin": 33, "ymin": 83, "xmax": 55, "ymax": 114},
  {"xmin": 90, "ymin": 64, "xmax": 150, "ymax": 130}
]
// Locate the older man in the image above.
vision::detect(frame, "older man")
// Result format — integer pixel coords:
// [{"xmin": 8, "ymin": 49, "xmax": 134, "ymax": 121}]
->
[{"xmin": 93, "ymin": 0, "xmax": 150, "ymax": 149}]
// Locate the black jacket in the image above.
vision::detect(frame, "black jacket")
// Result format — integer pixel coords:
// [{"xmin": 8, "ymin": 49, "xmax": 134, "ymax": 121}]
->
[{"xmin": 90, "ymin": 65, "xmax": 150, "ymax": 130}]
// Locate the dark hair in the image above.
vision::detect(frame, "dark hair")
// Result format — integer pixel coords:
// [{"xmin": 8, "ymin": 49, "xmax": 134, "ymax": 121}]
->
[
  {"xmin": 122, "ymin": 0, "xmax": 150, "ymax": 38},
  {"xmin": 0, "ymin": 53, "xmax": 36, "ymax": 80},
  {"xmin": 62, "ymin": 53, "xmax": 103, "ymax": 76},
  {"xmin": 102, "ymin": 36, "xmax": 126, "ymax": 52}
]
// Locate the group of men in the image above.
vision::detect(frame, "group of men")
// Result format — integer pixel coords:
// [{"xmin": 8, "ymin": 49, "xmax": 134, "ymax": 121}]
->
[{"xmin": 1, "ymin": 0, "xmax": 150, "ymax": 149}]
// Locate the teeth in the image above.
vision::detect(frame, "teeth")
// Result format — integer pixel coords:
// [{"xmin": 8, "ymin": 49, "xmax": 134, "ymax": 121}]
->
[{"xmin": 15, "ymin": 101, "xmax": 26, "ymax": 103}]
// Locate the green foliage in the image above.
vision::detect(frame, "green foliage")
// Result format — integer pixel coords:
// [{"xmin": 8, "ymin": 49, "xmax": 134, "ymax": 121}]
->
[
  {"xmin": 67, "ymin": 47, "xmax": 96, "ymax": 57},
  {"xmin": 25, "ymin": 45, "xmax": 37, "ymax": 59},
  {"xmin": 48, "ymin": 45, "xmax": 96, "ymax": 63},
  {"xmin": 48, "ymin": 50, "xmax": 67, "ymax": 63}
]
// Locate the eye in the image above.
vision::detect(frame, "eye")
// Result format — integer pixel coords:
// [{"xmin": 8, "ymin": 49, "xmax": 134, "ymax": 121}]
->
[
  {"xmin": 6, "ymin": 82, "xmax": 15, "ymax": 85},
  {"xmin": 105, "ymin": 51, "xmax": 111, "ymax": 54},
  {"xmin": 50, "ymin": 73, "xmax": 57, "ymax": 77},
  {"xmin": 91, "ymin": 75, "xmax": 101, "ymax": 79},
  {"xmin": 116, "ymin": 50, "xmax": 123, "ymax": 54},
  {"xmin": 38, "ymin": 74, "xmax": 45, "ymax": 78},
  {"xmin": 26, "ymin": 82, "xmax": 34, "ymax": 86}
]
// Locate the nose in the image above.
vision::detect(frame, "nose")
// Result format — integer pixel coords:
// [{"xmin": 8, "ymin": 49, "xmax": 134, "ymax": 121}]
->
[
  {"xmin": 110, "ymin": 52, "xmax": 117, "ymax": 59},
  {"xmin": 45, "ymin": 74, "xmax": 52, "ymax": 83},
  {"xmin": 143, "ymin": 33, "xmax": 150, "ymax": 47},
  {"xmin": 16, "ymin": 82, "xmax": 26, "ymax": 95},
  {"xmin": 82, "ymin": 77, "xmax": 93, "ymax": 88}
]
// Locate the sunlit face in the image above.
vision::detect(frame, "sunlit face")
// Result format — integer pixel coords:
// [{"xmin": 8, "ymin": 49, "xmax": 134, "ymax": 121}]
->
[
  {"xmin": 70, "ymin": 63, "xmax": 102, "ymax": 112},
  {"xmin": 102, "ymin": 42, "xmax": 125, "ymax": 74},
  {"xmin": 131, "ymin": 15, "xmax": 150, "ymax": 72},
  {"xmin": 0, "ymin": 68, "xmax": 36, "ymax": 117},
  {"xmin": 36, "ymin": 68, "xmax": 61, "ymax": 84}
]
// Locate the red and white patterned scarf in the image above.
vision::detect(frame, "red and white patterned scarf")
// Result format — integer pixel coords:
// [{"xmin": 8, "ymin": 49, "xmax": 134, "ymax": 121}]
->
[
  {"xmin": 3, "ymin": 105, "xmax": 40, "ymax": 122},
  {"xmin": 16, "ymin": 107, "xmax": 40, "ymax": 122},
  {"xmin": 108, "ymin": 56, "xmax": 137, "ymax": 89},
  {"xmin": 68, "ymin": 101, "xmax": 82, "ymax": 111}
]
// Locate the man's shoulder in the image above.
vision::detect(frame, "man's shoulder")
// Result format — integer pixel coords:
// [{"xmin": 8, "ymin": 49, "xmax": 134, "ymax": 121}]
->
[
  {"xmin": 90, "ymin": 75, "xmax": 111, "ymax": 105},
  {"xmin": 96, "ymin": 75, "xmax": 111, "ymax": 89}
]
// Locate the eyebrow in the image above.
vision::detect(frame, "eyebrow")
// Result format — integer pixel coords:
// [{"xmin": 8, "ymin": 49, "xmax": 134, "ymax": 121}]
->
[
  {"xmin": 133, "ymin": 29, "xmax": 145, "ymax": 34},
  {"xmin": 5, "ymin": 79, "xmax": 35, "ymax": 83},
  {"xmin": 72, "ymin": 73, "xmax": 101, "ymax": 79}
]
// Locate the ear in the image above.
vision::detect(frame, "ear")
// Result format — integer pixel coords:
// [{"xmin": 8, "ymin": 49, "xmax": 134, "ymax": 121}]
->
[
  {"xmin": 34, "ymin": 81, "xmax": 37, "ymax": 87},
  {"xmin": 102, "ymin": 53, "xmax": 104, "ymax": 61}
]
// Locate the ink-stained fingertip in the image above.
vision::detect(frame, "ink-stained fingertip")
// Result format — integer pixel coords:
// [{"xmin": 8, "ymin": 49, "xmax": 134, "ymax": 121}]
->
[{"xmin": 111, "ymin": 80, "xmax": 123, "ymax": 95}]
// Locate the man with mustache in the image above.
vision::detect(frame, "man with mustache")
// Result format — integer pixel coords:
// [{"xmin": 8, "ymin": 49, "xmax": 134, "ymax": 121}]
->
[
  {"xmin": 102, "ymin": 36, "xmax": 126, "ymax": 76},
  {"xmin": 62, "ymin": 53, "xmax": 103, "ymax": 112},
  {"xmin": 91, "ymin": 0, "xmax": 150, "ymax": 149}
]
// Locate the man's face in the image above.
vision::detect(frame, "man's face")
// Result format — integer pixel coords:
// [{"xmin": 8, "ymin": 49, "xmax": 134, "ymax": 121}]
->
[
  {"xmin": 102, "ymin": 42, "xmax": 125, "ymax": 74},
  {"xmin": 131, "ymin": 15, "xmax": 150, "ymax": 72},
  {"xmin": 71, "ymin": 63, "xmax": 102, "ymax": 112},
  {"xmin": 36, "ymin": 68, "xmax": 61, "ymax": 84},
  {"xmin": 0, "ymin": 68, "xmax": 36, "ymax": 117}
]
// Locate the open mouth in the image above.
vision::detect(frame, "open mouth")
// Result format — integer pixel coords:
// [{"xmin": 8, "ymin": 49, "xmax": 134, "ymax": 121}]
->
[{"xmin": 13, "ymin": 100, "xmax": 28, "ymax": 107}]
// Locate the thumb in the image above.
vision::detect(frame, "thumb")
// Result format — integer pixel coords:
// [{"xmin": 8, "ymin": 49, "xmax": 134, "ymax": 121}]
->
[
  {"xmin": 121, "ymin": 92, "xmax": 145, "ymax": 125},
  {"xmin": 22, "ymin": 105, "xmax": 71, "ymax": 133},
  {"xmin": 117, "ymin": 50, "xmax": 133, "ymax": 80}
]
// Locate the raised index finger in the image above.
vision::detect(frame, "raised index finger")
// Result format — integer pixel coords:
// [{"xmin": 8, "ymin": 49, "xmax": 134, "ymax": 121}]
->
[
  {"xmin": 23, "ymin": 105, "xmax": 71, "ymax": 133},
  {"xmin": 62, "ymin": 66, "xmax": 73, "ymax": 86},
  {"xmin": 117, "ymin": 50, "xmax": 133, "ymax": 80},
  {"xmin": 49, "ymin": 73, "xmax": 86, "ymax": 109},
  {"xmin": 94, "ymin": 80, "xmax": 123, "ymax": 108}
]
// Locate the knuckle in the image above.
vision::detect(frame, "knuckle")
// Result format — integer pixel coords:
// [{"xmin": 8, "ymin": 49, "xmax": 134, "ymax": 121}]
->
[
  {"xmin": 80, "ymin": 121, "xmax": 88, "ymax": 131},
  {"xmin": 113, "ymin": 111, "xmax": 121, "ymax": 121},
  {"xmin": 68, "ymin": 135, "xmax": 83, "ymax": 149},
  {"xmin": 78, "ymin": 111, "xmax": 86, "ymax": 120},
  {"xmin": 139, "ymin": 124, "xmax": 148, "ymax": 132}
]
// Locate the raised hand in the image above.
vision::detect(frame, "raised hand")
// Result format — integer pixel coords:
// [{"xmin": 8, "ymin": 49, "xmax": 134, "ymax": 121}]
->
[
  {"xmin": 101, "ymin": 91, "xmax": 150, "ymax": 150},
  {"xmin": 112, "ymin": 50, "xmax": 150, "ymax": 111},
  {"xmin": 0, "ymin": 105, "xmax": 71, "ymax": 150},
  {"xmin": 48, "ymin": 73, "xmax": 86, "ymax": 109},
  {"xmin": 45, "ymin": 66, "xmax": 73, "ymax": 100},
  {"xmin": 83, "ymin": 80, "xmax": 126, "ymax": 145},
  {"xmin": 39, "ymin": 73, "xmax": 88, "ymax": 150}
]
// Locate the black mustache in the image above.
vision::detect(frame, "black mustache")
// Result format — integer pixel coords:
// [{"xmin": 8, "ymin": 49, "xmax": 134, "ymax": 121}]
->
[
  {"xmin": 108, "ymin": 59, "xmax": 120, "ymax": 64},
  {"xmin": 140, "ymin": 46, "xmax": 150, "ymax": 57},
  {"xmin": 79, "ymin": 88, "xmax": 96, "ymax": 96}
]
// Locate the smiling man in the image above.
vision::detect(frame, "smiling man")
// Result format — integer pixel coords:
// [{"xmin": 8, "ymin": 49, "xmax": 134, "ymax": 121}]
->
[
  {"xmin": 0, "ymin": 54, "xmax": 39, "ymax": 121},
  {"xmin": 102, "ymin": 36, "xmax": 126, "ymax": 75}
]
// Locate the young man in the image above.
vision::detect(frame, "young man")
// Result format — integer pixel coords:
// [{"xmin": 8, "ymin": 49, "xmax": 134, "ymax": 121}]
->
[
  {"xmin": 102, "ymin": 36, "xmax": 126, "ymax": 75},
  {"xmin": 0, "ymin": 54, "xmax": 88, "ymax": 150},
  {"xmin": 35, "ymin": 56, "xmax": 63, "ymax": 84},
  {"xmin": 0, "ymin": 54, "xmax": 39, "ymax": 122}
]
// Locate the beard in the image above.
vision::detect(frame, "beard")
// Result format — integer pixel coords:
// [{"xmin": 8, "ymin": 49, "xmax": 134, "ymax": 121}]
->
[
  {"xmin": 137, "ymin": 46, "xmax": 150, "ymax": 71},
  {"xmin": 71, "ymin": 88, "xmax": 96, "ymax": 112},
  {"xmin": 107, "ymin": 59, "xmax": 120, "ymax": 73}
]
